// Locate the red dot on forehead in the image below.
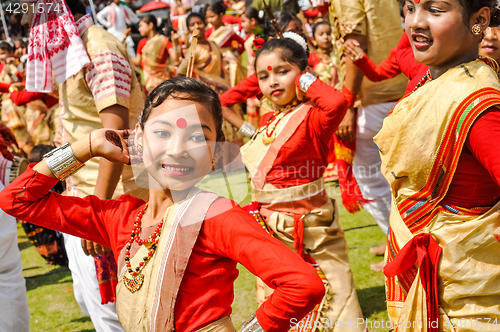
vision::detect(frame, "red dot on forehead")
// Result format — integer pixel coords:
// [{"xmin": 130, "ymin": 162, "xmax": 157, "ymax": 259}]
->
[
  {"xmin": 267, "ymin": 66, "xmax": 272, "ymax": 71},
  {"xmin": 176, "ymin": 118, "xmax": 187, "ymax": 129}
]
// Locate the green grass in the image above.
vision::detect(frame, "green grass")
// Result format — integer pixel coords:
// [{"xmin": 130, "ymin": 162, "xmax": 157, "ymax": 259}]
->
[{"xmin": 19, "ymin": 180, "xmax": 388, "ymax": 331}]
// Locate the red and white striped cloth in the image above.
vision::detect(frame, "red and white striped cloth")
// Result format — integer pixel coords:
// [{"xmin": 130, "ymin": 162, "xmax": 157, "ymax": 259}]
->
[{"xmin": 26, "ymin": 0, "xmax": 90, "ymax": 93}]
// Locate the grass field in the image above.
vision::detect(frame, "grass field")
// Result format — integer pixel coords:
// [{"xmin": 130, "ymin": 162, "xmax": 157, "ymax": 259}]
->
[{"xmin": 19, "ymin": 176, "xmax": 389, "ymax": 331}]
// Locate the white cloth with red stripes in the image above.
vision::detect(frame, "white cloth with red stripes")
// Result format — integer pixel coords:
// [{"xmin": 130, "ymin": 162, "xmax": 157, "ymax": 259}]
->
[{"xmin": 26, "ymin": 0, "xmax": 90, "ymax": 93}]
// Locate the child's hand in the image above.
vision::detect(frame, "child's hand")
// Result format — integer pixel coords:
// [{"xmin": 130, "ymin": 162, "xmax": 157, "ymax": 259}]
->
[
  {"xmin": 91, "ymin": 129, "xmax": 133, "ymax": 165},
  {"xmin": 343, "ymin": 39, "xmax": 364, "ymax": 62},
  {"xmin": 124, "ymin": 28, "xmax": 132, "ymax": 38}
]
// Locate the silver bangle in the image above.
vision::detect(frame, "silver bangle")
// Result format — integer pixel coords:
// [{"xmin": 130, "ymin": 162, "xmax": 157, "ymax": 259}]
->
[
  {"xmin": 299, "ymin": 72, "xmax": 317, "ymax": 93},
  {"xmin": 241, "ymin": 313, "xmax": 265, "ymax": 332},
  {"xmin": 43, "ymin": 143, "xmax": 85, "ymax": 181},
  {"xmin": 238, "ymin": 121, "xmax": 256, "ymax": 138}
]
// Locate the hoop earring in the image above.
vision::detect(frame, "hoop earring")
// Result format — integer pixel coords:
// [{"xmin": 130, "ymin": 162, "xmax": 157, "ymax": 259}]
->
[
  {"xmin": 137, "ymin": 144, "xmax": 143, "ymax": 153},
  {"xmin": 472, "ymin": 24, "xmax": 482, "ymax": 35}
]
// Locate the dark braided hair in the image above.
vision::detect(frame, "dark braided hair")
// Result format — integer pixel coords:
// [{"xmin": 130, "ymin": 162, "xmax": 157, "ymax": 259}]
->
[{"xmin": 139, "ymin": 77, "xmax": 225, "ymax": 143}]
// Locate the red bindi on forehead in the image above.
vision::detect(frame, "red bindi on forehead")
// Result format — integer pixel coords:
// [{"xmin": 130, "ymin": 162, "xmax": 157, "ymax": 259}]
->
[
  {"xmin": 267, "ymin": 66, "xmax": 272, "ymax": 71},
  {"xmin": 176, "ymin": 118, "xmax": 187, "ymax": 129}
]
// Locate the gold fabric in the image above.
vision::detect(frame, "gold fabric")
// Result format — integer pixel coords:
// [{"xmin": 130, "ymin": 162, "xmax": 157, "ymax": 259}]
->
[
  {"xmin": 329, "ymin": 0, "xmax": 406, "ymax": 106},
  {"xmin": 116, "ymin": 203, "xmax": 179, "ymax": 331},
  {"xmin": 241, "ymin": 106, "xmax": 365, "ymax": 331},
  {"xmin": 374, "ymin": 60, "xmax": 500, "ymax": 331},
  {"xmin": 196, "ymin": 316, "xmax": 235, "ymax": 332},
  {"xmin": 141, "ymin": 33, "xmax": 172, "ymax": 93},
  {"xmin": 208, "ymin": 25, "xmax": 247, "ymax": 87}
]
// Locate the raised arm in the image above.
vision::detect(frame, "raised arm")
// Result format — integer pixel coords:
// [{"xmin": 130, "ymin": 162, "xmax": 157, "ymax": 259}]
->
[
  {"xmin": 296, "ymin": 74, "xmax": 348, "ymax": 144},
  {"xmin": 0, "ymin": 129, "xmax": 131, "ymax": 248},
  {"xmin": 219, "ymin": 73, "xmax": 261, "ymax": 107}
]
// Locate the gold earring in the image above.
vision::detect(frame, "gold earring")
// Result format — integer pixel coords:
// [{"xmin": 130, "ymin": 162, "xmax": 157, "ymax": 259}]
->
[
  {"xmin": 137, "ymin": 144, "xmax": 143, "ymax": 153},
  {"xmin": 472, "ymin": 24, "xmax": 482, "ymax": 35}
]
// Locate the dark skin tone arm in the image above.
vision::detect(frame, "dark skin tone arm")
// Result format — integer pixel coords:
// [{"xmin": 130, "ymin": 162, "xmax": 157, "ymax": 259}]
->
[
  {"xmin": 337, "ymin": 33, "xmax": 368, "ymax": 141},
  {"xmin": 81, "ymin": 105, "xmax": 129, "ymax": 257}
]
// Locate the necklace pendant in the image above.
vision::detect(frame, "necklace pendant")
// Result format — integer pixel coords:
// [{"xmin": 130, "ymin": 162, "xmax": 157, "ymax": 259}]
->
[
  {"xmin": 144, "ymin": 241, "xmax": 154, "ymax": 249},
  {"xmin": 262, "ymin": 133, "xmax": 275, "ymax": 145},
  {"xmin": 123, "ymin": 273, "xmax": 145, "ymax": 293}
]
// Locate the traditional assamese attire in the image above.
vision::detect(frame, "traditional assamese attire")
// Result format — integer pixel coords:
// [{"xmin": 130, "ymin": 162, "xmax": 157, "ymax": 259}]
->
[
  {"xmin": 178, "ymin": 41, "xmax": 244, "ymax": 145},
  {"xmin": 240, "ymin": 77, "xmax": 366, "ymax": 331},
  {"xmin": 207, "ymin": 25, "xmax": 246, "ymax": 87},
  {"xmin": 0, "ymin": 166, "xmax": 325, "ymax": 332},
  {"xmin": 137, "ymin": 34, "xmax": 174, "ymax": 94},
  {"xmin": 374, "ymin": 59, "xmax": 500, "ymax": 331}
]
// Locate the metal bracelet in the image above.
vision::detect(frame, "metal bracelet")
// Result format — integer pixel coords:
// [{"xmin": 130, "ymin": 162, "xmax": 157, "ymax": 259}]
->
[
  {"xmin": 238, "ymin": 121, "xmax": 257, "ymax": 138},
  {"xmin": 43, "ymin": 143, "xmax": 85, "ymax": 181},
  {"xmin": 299, "ymin": 72, "xmax": 317, "ymax": 93},
  {"xmin": 241, "ymin": 313, "xmax": 266, "ymax": 332}
]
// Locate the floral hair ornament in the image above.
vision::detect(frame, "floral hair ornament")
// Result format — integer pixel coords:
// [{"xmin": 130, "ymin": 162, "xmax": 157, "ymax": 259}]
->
[
  {"xmin": 26, "ymin": 0, "xmax": 90, "ymax": 92},
  {"xmin": 282, "ymin": 31, "xmax": 308, "ymax": 52},
  {"xmin": 251, "ymin": 26, "xmax": 268, "ymax": 54}
]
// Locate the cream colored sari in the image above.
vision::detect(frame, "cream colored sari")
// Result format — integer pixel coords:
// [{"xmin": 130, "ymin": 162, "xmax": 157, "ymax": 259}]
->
[{"xmin": 374, "ymin": 59, "xmax": 500, "ymax": 331}]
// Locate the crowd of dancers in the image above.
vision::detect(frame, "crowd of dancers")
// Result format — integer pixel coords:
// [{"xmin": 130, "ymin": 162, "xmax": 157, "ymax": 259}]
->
[{"xmin": 0, "ymin": 0, "xmax": 499, "ymax": 331}]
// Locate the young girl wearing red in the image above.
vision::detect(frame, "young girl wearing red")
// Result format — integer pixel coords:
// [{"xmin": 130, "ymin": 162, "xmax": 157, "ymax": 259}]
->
[
  {"xmin": 0, "ymin": 77, "xmax": 324, "ymax": 332},
  {"xmin": 240, "ymin": 33, "xmax": 366, "ymax": 331}
]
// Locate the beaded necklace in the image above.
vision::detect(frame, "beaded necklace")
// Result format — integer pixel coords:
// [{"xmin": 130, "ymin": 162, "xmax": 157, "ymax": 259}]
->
[
  {"xmin": 123, "ymin": 202, "xmax": 165, "ymax": 293},
  {"xmin": 262, "ymin": 100, "xmax": 301, "ymax": 145},
  {"xmin": 412, "ymin": 70, "xmax": 432, "ymax": 93}
]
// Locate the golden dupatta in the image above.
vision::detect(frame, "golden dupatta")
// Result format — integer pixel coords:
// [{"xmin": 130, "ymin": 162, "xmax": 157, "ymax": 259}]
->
[
  {"xmin": 374, "ymin": 59, "xmax": 500, "ymax": 331},
  {"xmin": 141, "ymin": 34, "xmax": 173, "ymax": 93},
  {"xmin": 116, "ymin": 189, "xmax": 225, "ymax": 331}
]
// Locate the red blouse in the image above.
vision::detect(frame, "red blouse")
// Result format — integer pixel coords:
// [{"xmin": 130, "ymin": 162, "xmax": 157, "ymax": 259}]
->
[
  {"xmin": 354, "ymin": 48, "xmax": 401, "ymax": 82},
  {"xmin": 219, "ymin": 73, "xmax": 261, "ymax": 107},
  {"xmin": 10, "ymin": 90, "xmax": 58, "ymax": 109},
  {"xmin": 0, "ymin": 166, "xmax": 324, "ymax": 332},
  {"xmin": 259, "ymin": 78, "xmax": 348, "ymax": 187}
]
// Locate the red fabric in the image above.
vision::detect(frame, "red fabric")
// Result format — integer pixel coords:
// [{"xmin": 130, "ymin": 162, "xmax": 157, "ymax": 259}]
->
[
  {"xmin": 219, "ymin": 72, "xmax": 261, "ymax": 107},
  {"xmin": 94, "ymin": 250, "xmax": 118, "ymax": 304},
  {"xmin": 222, "ymin": 15, "xmax": 242, "ymax": 31},
  {"xmin": 0, "ymin": 166, "xmax": 325, "ymax": 332},
  {"xmin": 218, "ymin": 31, "xmax": 245, "ymax": 55},
  {"xmin": 10, "ymin": 90, "xmax": 58, "ymax": 109},
  {"xmin": 0, "ymin": 81, "xmax": 11, "ymax": 93},
  {"xmin": 308, "ymin": 52, "xmax": 322, "ymax": 69},
  {"xmin": 136, "ymin": 38, "xmax": 147, "ymax": 57},
  {"xmin": 302, "ymin": 4, "xmax": 329, "ymax": 19},
  {"xmin": 384, "ymin": 233, "xmax": 442, "ymax": 331},
  {"xmin": 0, "ymin": 137, "xmax": 14, "ymax": 161},
  {"xmin": 260, "ymin": 79, "xmax": 348, "ymax": 187},
  {"xmin": 442, "ymin": 109, "xmax": 500, "ymax": 207},
  {"xmin": 354, "ymin": 48, "xmax": 401, "ymax": 82},
  {"xmin": 293, "ymin": 214, "xmax": 304, "ymax": 256}
]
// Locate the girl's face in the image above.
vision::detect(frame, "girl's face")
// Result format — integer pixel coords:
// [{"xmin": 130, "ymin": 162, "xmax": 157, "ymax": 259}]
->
[
  {"xmin": 285, "ymin": 19, "xmax": 303, "ymax": 34},
  {"xmin": 314, "ymin": 24, "xmax": 332, "ymax": 50},
  {"xmin": 188, "ymin": 16, "xmax": 207, "ymax": 37},
  {"xmin": 0, "ymin": 49, "xmax": 13, "ymax": 64},
  {"xmin": 256, "ymin": 50, "xmax": 302, "ymax": 107},
  {"xmin": 205, "ymin": 10, "xmax": 223, "ymax": 28},
  {"xmin": 405, "ymin": 0, "xmax": 487, "ymax": 70},
  {"xmin": 241, "ymin": 14, "xmax": 255, "ymax": 34},
  {"xmin": 480, "ymin": 27, "xmax": 500, "ymax": 63},
  {"xmin": 136, "ymin": 96, "xmax": 217, "ymax": 192},
  {"xmin": 138, "ymin": 21, "xmax": 153, "ymax": 37}
]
